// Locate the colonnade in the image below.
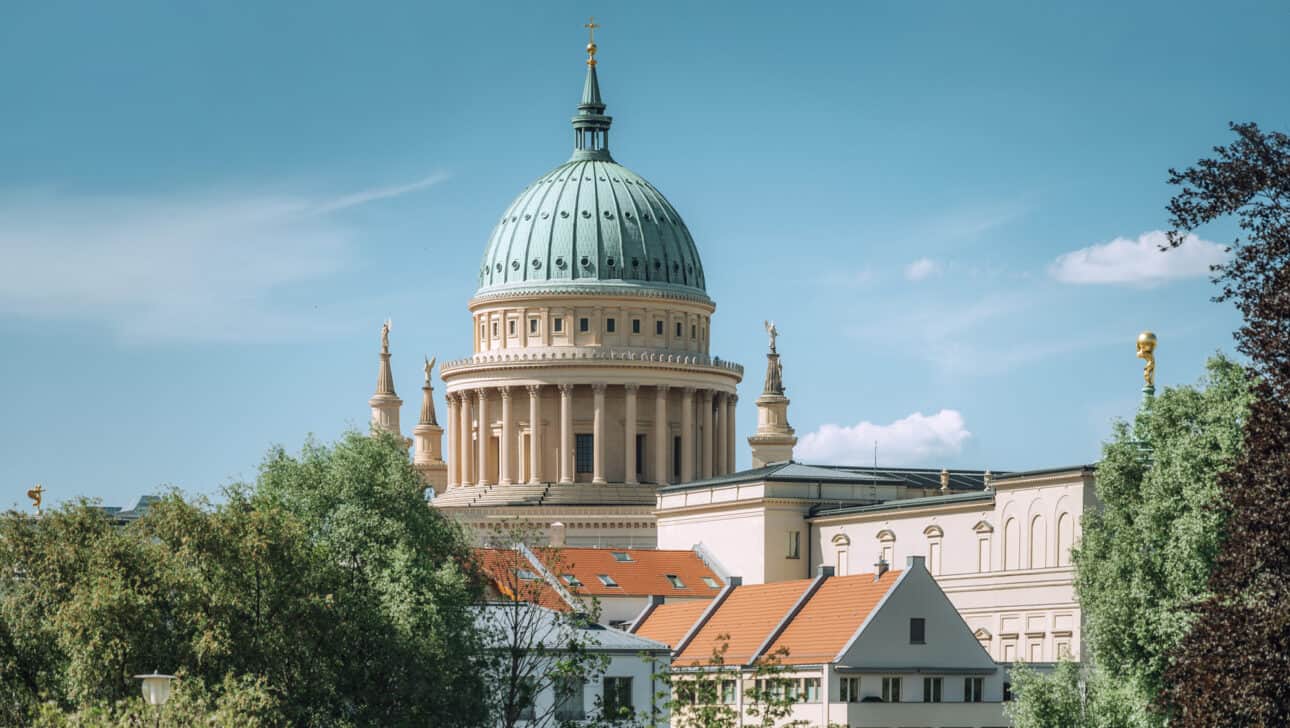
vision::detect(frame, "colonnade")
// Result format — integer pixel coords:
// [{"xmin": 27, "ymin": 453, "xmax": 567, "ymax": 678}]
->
[{"xmin": 443, "ymin": 384, "xmax": 737, "ymax": 488}]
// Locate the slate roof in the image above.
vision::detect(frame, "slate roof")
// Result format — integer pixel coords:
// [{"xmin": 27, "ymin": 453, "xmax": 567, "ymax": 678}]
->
[
  {"xmin": 659, "ymin": 462, "xmax": 1001, "ymax": 493},
  {"xmin": 474, "ymin": 603, "xmax": 670, "ymax": 653}
]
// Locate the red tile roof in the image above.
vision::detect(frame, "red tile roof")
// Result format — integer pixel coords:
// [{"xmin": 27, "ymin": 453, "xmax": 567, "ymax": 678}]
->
[
  {"xmin": 633, "ymin": 601, "xmax": 711, "ymax": 648},
  {"xmin": 639, "ymin": 570, "xmax": 904, "ymax": 667},
  {"xmin": 533, "ymin": 547, "xmax": 724, "ymax": 598},
  {"xmin": 473, "ymin": 548, "xmax": 569, "ymax": 611}
]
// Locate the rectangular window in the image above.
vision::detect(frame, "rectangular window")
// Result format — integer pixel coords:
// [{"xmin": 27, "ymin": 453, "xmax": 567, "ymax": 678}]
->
[
  {"xmin": 673, "ymin": 435, "xmax": 682, "ymax": 479},
  {"xmin": 529, "ymin": 318, "xmax": 538, "ymax": 334},
  {"xmin": 978, "ymin": 537, "xmax": 990, "ymax": 572},
  {"xmin": 603, "ymin": 677, "xmax": 634, "ymax": 720},
  {"xmin": 597, "ymin": 574, "xmax": 619, "ymax": 587},
  {"xmin": 579, "ymin": 317, "xmax": 590, "ymax": 332},
  {"xmin": 632, "ymin": 318, "xmax": 641, "ymax": 334},
  {"xmin": 702, "ymin": 576, "xmax": 719, "ymax": 589},
  {"xmin": 720, "ymin": 679, "xmax": 736, "ymax": 705},
  {"xmin": 561, "ymin": 573, "xmax": 583, "ymax": 587},
  {"xmin": 881, "ymin": 676, "xmax": 901, "ymax": 703},
  {"xmin": 839, "ymin": 676, "xmax": 860, "ymax": 703},
  {"xmin": 480, "ymin": 324, "xmax": 486, "ymax": 340},
  {"xmin": 665, "ymin": 574, "xmax": 685, "ymax": 589},
  {"xmin": 656, "ymin": 320, "xmax": 664, "ymax": 335},
  {"xmin": 1003, "ymin": 681, "xmax": 1013, "ymax": 702},
  {"xmin": 554, "ymin": 677, "xmax": 585, "ymax": 721},
  {"xmin": 606, "ymin": 318, "xmax": 616, "ymax": 333},
  {"xmin": 507, "ymin": 320, "xmax": 514, "ymax": 335},
  {"xmin": 575, "ymin": 433, "xmax": 594, "ymax": 473},
  {"xmin": 923, "ymin": 676, "xmax": 942, "ymax": 703},
  {"xmin": 675, "ymin": 321, "xmax": 682, "ymax": 337},
  {"xmin": 786, "ymin": 530, "xmax": 801, "ymax": 559},
  {"xmin": 635, "ymin": 434, "xmax": 645, "ymax": 476},
  {"xmin": 611, "ymin": 551, "xmax": 633, "ymax": 562},
  {"xmin": 800, "ymin": 678, "xmax": 820, "ymax": 703},
  {"xmin": 554, "ymin": 317, "xmax": 564, "ymax": 332},
  {"xmin": 910, "ymin": 617, "xmax": 926, "ymax": 644},
  {"xmin": 1056, "ymin": 640, "xmax": 1071, "ymax": 658},
  {"xmin": 516, "ymin": 677, "xmax": 537, "ymax": 720},
  {"xmin": 691, "ymin": 324, "xmax": 697, "ymax": 338},
  {"xmin": 964, "ymin": 676, "xmax": 984, "ymax": 703},
  {"xmin": 491, "ymin": 322, "xmax": 498, "ymax": 337}
]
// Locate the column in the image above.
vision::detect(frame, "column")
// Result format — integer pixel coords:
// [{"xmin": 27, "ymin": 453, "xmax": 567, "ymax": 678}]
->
[
  {"xmin": 458, "ymin": 392, "xmax": 473, "ymax": 486},
  {"xmin": 527, "ymin": 385, "xmax": 543, "ymax": 484},
  {"xmin": 623, "ymin": 384, "xmax": 639, "ymax": 485},
  {"xmin": 726, "ymin": 394, "xmax": 738, "ymax": 473},
  {"xmin": 701, "ymin": 390, "xmax": 715, "ymax": 479},
  {"xmin": 559, "ymin": 384, "xmax": 574, "ymax": 484},
  {"xmin": 681, "ymin": 387, "xmax": 695, "ymax": 483},
  {"xmin": 499, "ymin": 387, "xmax": 513, "ymax": 485},
  {"xmin": 592, "ymin": 383, "xmax": 607, "ymax": 484},
  {"xmin": 476, "ymin": 389, "xmax": 491, "ymax": 486},
  {"xmin": 715, "ymin": 392, "xmax": 727, "ymax": 477},
  {"xmin": 446, "ymin": 394, "xmax": 460, "ymax": 487},
  {"xmin": 654, "ymin": 385, "xmax": 670, "ymax": 486}
]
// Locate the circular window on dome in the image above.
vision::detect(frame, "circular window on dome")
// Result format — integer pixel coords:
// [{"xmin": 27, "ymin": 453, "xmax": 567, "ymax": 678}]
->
[
  {"xmin": 580, "ymin": 256, "xmax": 590, "ymax": 268},
  {"xmin": 560, "ymin": 211, "xmax": 570, "ymax": 218},
  {"xmin": 623, "ymin": 211, "xmax": 633, "ymax": 219},
  {"xmin": 523, "ymin": 213, "xmax": 531, "ymax": 220},
  {"xmin": 531, "ymin": 258, "xmax": 541, "ymax": 269},
  {"xmin": 687, "ymin": 264, "xmax": 693, "ymax": 274},
  {"xmin": 672, "ymin": 262, "xmax": 680, "ymax": 272},
  {"xmin": 602, "ymin": 210, "xmax": 614, "ymax": 220},
  {"xmin": 653, "ymin": 259, "xmax": 661, "ymax": 270},
  {"xmin": 510, "ymin": 216, "xmax": 517, "ymax": 222},
  {"xmin": 555, "ymin": 257, "xmax": 566, "ymax": 269},
  {"xmin": 495, "ymin": 263, "xmax": 503, "ymax": 272},
  {"xmin": 581, "ymin": 210, "xmax": 591, "ymax": 219},
  {"xmin": 631, "ymin": 257, "xmax": 640, "ymax": 268},
  {"xmin": 511, "ymin": 261, "xmax": 520, "ymax": 270},
  {"xmin": 599, "ymin": 177, "xmax": 606, "ymax": 181},
  {"xmin": 613, "ymin": 177, "xmax": 620, "ymax": 182},
  {"xmin": 606, "ymin": 257, "xmax": 615, "ymax": 267}
]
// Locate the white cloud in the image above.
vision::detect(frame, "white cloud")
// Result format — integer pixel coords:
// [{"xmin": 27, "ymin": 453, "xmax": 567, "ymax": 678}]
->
[
  {"xmin": 904, "ymin": 257, "xmax": 942, "ymax": 281},
  {"xmin": 1049, "ymin": 230, "xmax": 1227, "ymax": 285},
  {"xmin": 0, "ymin": 173, "xmax": 446, "ymax": 342},
  {"xmin": 796, "ymin": 409, "xmax": 972, "ymax": 466}
]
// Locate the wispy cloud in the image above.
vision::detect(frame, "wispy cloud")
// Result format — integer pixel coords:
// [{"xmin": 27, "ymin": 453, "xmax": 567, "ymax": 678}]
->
[
  {"xmin": 0, "ymin": 173, "xmax": 447, "ymax": 342},
  {"xmin": 1049, "ymin": 230, "xmax": 1227, "ymax": 286},
  {"xmin": 904, "ymin": 257, "xmax": 942, "ymax": 281},
  {"xmin": 796, "ymin": 410, "xmax": 972, "ymax": 466}
]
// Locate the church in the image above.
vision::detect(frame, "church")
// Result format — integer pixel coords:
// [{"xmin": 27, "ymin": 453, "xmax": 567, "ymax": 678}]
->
[{"xmin": 365, "ymin": 36, "xmax": 1097, "ymax": 666}]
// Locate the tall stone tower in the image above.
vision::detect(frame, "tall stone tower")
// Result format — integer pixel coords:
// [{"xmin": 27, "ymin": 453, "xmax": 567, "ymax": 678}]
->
[
  {"xmin": 369, "ymin": 320, "xmax": 404, "ymax": 439},
  {"xmin": 748, "ymin": 324, "xmax": 796, "ymax": 467},
  {"xmin": 414, "ymin": 357, "xmax": 448, "ymax": 495}
]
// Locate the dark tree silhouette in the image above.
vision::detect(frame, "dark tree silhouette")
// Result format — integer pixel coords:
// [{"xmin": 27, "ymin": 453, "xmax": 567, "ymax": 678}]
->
[{"xmin": 1162, "ymin": 122, "xmax": 1290, "ymax": 726}]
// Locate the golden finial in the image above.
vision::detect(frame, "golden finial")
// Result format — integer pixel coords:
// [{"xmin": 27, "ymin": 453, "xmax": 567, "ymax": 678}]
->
[
  {"xmin": 584, "ymin": 17, "xmax": 600, "ymax": 67},
  {"xmin": 1136, "ymin": 331, "xmax": 1158, "ymax": 392},
  {"xmin": 26, "ymin": 484, "xmax": 43, "ymax": 515}
]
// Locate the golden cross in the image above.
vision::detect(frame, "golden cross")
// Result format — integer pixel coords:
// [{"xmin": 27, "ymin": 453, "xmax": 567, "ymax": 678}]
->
[{"xmin": 584, "ymin": 17, "xmax": 600, "ymax": 44}]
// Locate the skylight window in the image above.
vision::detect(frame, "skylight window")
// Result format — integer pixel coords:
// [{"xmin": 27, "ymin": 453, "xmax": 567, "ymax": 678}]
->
[
  {"xmin": 517, "ymin": 569, "xmax": 538, "ymax": 581},
  {"xmin": 611, "ymin": 552, "xmax": 633, "ymax": 562},
  {"xmin": 702, "ymin": 576, "xmax": 719, "ymax": 589},
  {"xmin": 597, "ymin": 574, "xmax": 620, "ymax": 587},
  {"xmin": 665, "ymin": 574, "xmax": 685, "ymax": 589},
  {"xmin": 562, "ymin": 574, "xmax": 583, "ymax": 587}
]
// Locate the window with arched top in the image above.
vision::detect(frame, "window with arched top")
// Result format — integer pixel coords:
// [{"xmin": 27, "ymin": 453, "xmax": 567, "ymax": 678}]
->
[
  {"xmin": 1003, "ymin": 518, "xmax": 1019, "ymax": 570},
  {"xmin": 876, "ymin": 529, "xmax": 896, "ymax": 567},
  {"xmin": 1030, "ymin": 515, "xmax": 1047, "ymax": 569},
  {"xmin": 832, "ymin": 533, "xmax": 851, "ymax": 576},
  {"xmin": 923, "ymin": 525, "xmax": 943, "ymax": 575},
  {"xmin": 1056, "ymin": 512, "xmax": 1073, "ymax": 566}
]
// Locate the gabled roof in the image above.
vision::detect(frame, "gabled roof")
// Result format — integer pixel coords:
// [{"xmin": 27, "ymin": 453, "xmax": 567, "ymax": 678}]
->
[
  {"xmin": 539, "ymin": 547, "xmax": 724, "ymax": 598},
  {"xmin": 637, "ymin": 570, "xmax": 904, "ymax": 667},
  {"xmin": 473, "ymin": 548, "xmax": 570, "ymax": 611},
  {"xmin": 633, "ymin": 600, "xmax": 711, "ymax": 648}
]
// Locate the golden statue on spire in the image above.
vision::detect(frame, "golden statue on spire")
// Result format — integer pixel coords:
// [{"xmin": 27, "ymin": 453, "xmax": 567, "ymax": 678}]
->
[
  {"xmin": 26, "ymin": 483, "xmax": 43, "ymax": 515},
  {"xmin": 1136, "ymin": 331, "xmax": 1158, "ymax": 389},
  {"xmin": 584, "ymin": 17, "xmax": 600, "ymax": 67}
]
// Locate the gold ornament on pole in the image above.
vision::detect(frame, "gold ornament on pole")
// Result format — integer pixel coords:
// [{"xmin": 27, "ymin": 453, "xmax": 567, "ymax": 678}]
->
[
  {"xmin": 584, "ymin": 17, "xmax": 600, "ymax": 67},
  {"xmin": 1136, "ymin": 331, "xmax": 1158, "ymax": 396},
  {"xmin": 26, "ymin": 484, "xmax": 43, "ymax": 515}
]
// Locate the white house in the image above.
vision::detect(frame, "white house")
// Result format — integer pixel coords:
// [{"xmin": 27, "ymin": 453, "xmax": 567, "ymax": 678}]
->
[{"xmin": 632, "ymin": 556, "xmax": 1008, "ymax": 727}]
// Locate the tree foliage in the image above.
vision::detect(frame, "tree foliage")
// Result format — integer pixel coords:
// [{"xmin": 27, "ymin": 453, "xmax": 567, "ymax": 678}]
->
[
  {"xmin": 652, "ymin": 635, "xmax": 808, "ymax": 728},
  {"xmin": 1073, "ymin": 356, "xmax": 1250, "ymax": 725},
  {"xmin": 1162, "ymin": 122, "xmax": 1290, "ymax": 725},
  {"xmin": 0, "ymin": 431, "xmax": 486, "ymax": 727}
]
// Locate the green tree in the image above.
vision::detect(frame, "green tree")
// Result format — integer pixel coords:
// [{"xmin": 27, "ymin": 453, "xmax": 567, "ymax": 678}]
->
[
  {"xmin": 0, "ymin": 430, "xmax": 488, "ymax": 727},
  {"xmin": 649, "ymin": 635, "xmax": 808, "ymax": 728}
]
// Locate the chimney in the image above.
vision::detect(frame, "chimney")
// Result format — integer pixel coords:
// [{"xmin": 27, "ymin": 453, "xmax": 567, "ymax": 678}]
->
[
  {"xmin": 549, "ymin": 521, "xmax": 567, "ymax": 547},
  {"xmin": 874, "ymin": 556, "xmax": 889, "ymax": 580},
  {"xmin": 816, "ymin": 564, "xmax": 835, "ymax": 578}
]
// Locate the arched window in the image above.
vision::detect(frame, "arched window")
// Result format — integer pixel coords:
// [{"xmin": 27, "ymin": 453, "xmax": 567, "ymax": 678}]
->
[
  {"xmin": 1030, "ymin": 515, "xmax": 1047, "ymax": 569},
  {"xmin": 1003, "ymin": 518, "xmax": 1019, "ymax": 570},
  {"xmin": 876, "ymin": 529, "xmax": 896, "ymax": 567},
  {"xmin": 923, "ymin": 525, "xmax": 944, "ymax": 575},
  {"xmin": 831, "ymin": 533, "xmax": 851, "ymax": 576},
  {"xmin": 1056, "ymin": 512, "xmax": 1073, "ymax": 566}
]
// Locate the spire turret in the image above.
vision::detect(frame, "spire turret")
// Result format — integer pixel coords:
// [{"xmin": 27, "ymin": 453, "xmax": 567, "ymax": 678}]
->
[
  {"xmin": 571, "ymin": 18, "xmax": 613, "ymax": 161},
  {"xmin": 413, "ymin": 354, "xmax": 447, "ymax": 495},
  {"xmin": 369, "ymin": 319, "xmax": 404, "ymax": 438},
  {"xmin": 749, "ymin": 321, "xmax": 797, "ymax": 468}
]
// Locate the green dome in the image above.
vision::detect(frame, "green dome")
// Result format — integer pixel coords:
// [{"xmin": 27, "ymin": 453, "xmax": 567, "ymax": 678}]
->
[{"xmin": 475, "ymin": 65, "xmax": 707, "ymax": 301}]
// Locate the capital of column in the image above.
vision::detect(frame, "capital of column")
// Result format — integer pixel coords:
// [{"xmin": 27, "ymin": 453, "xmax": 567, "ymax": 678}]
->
[
  {"xmin": 498, "ymin": 385, "xmax": 512, "ymax": 401},
  {"xmin": 475, "ymin": 387, "xmax": 490, "ymax": 401},
  {"xmin": 656, "ymin": 384, "xmax": 670, "ymax": 397},
  {"xmin": 526, "ymin": 384, "xmax": 542, "ymax": 396},
  {"xmin": 683, "ymin": 386, "xmax": 696, "ymax": 396},
  {"xmin": 558, "ymin": 383, "xmax": 575, "ymax": 395},
  {"xmin": 591, "ymin": 382, "xmax": 607, "ymax": 393},
  {"xmin": 624, "ymin": 383, "xmax": 640, "ymax": 393},
  {"xmin": 728, "ymin": 393, "xmax": 739, "ymax": 405}
]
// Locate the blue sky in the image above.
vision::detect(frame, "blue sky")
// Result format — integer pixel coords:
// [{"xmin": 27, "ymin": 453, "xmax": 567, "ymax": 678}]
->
[{"xmin": 2, "ymin": 1, "xmax": 1286, "ymax": 510}]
